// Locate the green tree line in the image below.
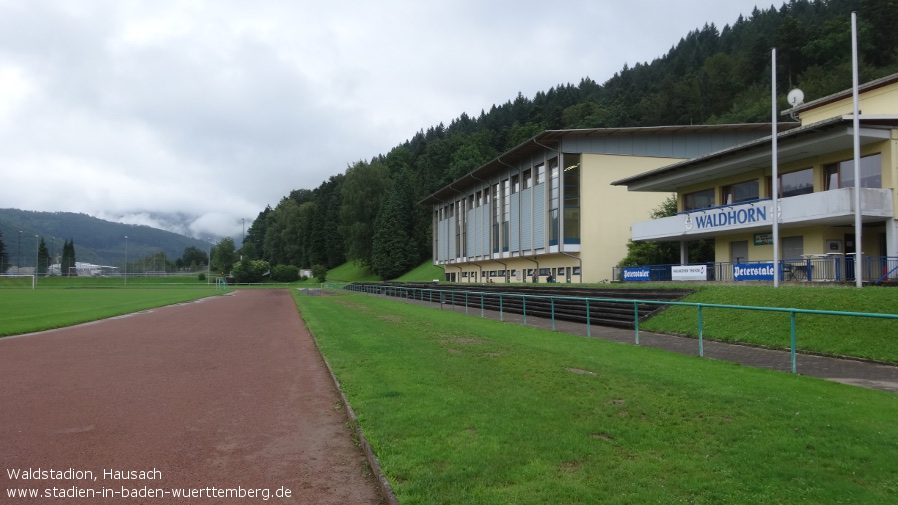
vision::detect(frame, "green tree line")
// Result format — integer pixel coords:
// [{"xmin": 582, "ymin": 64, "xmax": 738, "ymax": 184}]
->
[{"xmin": 242, "ymin": 0, "xmax": 898, "ymax": 280}]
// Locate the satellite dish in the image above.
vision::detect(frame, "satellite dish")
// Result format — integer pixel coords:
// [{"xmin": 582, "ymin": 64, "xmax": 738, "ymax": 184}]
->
[{"xmin": 787, "ymin": 88, "xmax": 805, "ymax": 107}]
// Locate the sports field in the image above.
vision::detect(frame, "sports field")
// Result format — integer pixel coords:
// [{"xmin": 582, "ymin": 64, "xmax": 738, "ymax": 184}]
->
[{"xmin": 296, "ymin": 290, "xmax": 898, "ymax": 505}]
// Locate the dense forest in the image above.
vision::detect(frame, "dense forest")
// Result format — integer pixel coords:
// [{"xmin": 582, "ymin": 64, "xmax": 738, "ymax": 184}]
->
[{"xmin": 241, "ymin": 0, "xmax": 898, "ymax": 279}]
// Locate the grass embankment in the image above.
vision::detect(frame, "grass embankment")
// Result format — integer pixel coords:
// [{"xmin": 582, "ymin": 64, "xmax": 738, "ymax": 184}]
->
[
  {"xmin": 0, "ymin": 288, "xmax": 223, "ymax": 336},
  {"xmin": 296, "ymin": 291, "xmax": 898, "ymax": 505},
  {"xmin": 644, "ymin": 285, "xmax": 898, "ymax": 362}
]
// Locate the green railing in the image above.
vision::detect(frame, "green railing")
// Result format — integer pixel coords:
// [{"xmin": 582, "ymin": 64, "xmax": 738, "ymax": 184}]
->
[{"xmin": 344, "ymin": 283, "xmax": 898, "ymax": 374}]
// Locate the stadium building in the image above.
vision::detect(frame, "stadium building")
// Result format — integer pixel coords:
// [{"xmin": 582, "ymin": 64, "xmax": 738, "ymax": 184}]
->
[
  {"xmin": 422, "ymin": 124, "xmax": 795, "ymax": 283},
  {"xmin": 613, "ymin": 73, "xmax": 898, "ymax": 283}
]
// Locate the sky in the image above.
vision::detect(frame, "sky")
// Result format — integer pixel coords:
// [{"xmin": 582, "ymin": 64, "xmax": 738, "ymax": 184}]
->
[{"xmin": 0, "ymin": 0, "xmax": 760, "ymax": 239}]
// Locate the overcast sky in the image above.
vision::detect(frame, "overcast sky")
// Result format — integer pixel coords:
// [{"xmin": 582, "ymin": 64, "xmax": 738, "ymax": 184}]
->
[{"xmin": 0, "ymin": 0, "xmax": 759, "ymax": 239}]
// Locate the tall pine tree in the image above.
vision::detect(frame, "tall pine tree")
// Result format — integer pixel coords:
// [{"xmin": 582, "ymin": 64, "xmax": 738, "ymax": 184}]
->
[
  {"xmin": 61, "ymin": 239, "xmax": 76, "ymax": 276},
  {"xmin": 0, "ymin": 229, "xmax": 8, "ymax": 273},
  {"xmin": 37, "ymin": 237, "xmax": 49, "ymax": 276}
]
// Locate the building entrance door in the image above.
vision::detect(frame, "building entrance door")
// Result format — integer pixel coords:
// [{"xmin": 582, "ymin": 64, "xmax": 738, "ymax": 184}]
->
[{"xmin": 730, "ymin": 241, "xmax": 748, "ymax": 264}]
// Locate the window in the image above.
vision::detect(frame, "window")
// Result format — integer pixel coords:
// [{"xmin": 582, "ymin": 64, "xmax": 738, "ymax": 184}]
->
[
  {"xmin": 825, "ymin": 154, "xmax": 882, "ymax": 190},
  {"xmin": 492, "ymin": 184, "xmax": 500, "ymax": 253},
  {"xmin": 536, "ymin": 163, "xmax": 546, "ymax": 185},
  {"xmin": 782, "ymin": 236, "xmax": 804, "ymax": 261},
  {"xmin": 548, "ymin": 158, "xmax": 560, "ymax": 245},
  {"xmin": 563, "ymin": 154, "xmax": 581, "ymax": 245},
  {"xmin": 778, "ymin": 168, "xmax": 814, "ymax": 197},
  {"xmin": 522, "ymin": 169, "xmax": 532, "ymax": 190},
  {"xmin": 721, "ymin": 179, "xmax": 758, "ymax": 204},
  {"xmin": 502, "ymin": 179, "xmax": 510, "ymax": 251},
  {"xmin": 684, "ymin": 188, "xmax": 715, "ymax": 211},
  {"xmin": 511, "ymin": 174, "xmax": 520, "ymax": 194}
]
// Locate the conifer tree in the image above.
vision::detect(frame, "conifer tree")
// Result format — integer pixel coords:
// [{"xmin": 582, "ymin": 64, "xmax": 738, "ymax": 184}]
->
[
  {"xmin": 0, "ymin": 229, "xmax": 8, "ymax": 273},
  {"xmin": 37, "ymin": 237, "xmax": 49, "ymax": 276}
]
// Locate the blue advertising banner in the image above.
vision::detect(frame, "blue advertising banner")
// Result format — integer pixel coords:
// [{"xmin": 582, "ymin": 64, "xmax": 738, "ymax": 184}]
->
[
  {"xmin": 733, "ymin": 263, "xmax": 776, "ymax": 281},
  {"xmin": 622, "ymin": 267, "xmax": 652, "ymax": 282}
]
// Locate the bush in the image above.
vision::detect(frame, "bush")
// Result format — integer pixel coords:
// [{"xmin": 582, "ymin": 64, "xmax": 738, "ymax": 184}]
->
[
  {"xmin": 232, "ymin": 259, "xmax": 270, "ymax": 283},
  {"xmin": 271, "ymin": 264, "xmax": 300, "ymax": 282},
  {"xmin": 311, "ymin": 264, "xmax": 328, "ymax": 283},
  {"xmin": 198, "ymin": 272, "xmax": 206, "ymax": 281}
]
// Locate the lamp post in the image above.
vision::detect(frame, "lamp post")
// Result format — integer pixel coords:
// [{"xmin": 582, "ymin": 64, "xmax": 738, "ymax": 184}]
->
[
  {"xmin": 124, "ymin": 236, "xmax": 128, "ymax": 286},
  {"xmin": 35, "ymin": 235, "xmax": 39, "ymax": 279},
  {"xmin": 207, "ymin": 239, "xmax": 212, "ymax": 285},
  {"xmin": 18, "ymin": 230, "xmax": 22, "ymax": 274}
]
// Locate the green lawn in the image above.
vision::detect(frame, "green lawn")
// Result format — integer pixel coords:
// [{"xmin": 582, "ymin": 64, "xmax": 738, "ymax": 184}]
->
[
  {"xmin": 0, "ymin": 288, "xmax": 224, "ymax": 336},
  {"xmin": 296, "ymin": 291, "xmax": 898, "ymax": 505},
  {"xmin": 643, "ymin": 285, "xmax": 898, "ymax": 362}
]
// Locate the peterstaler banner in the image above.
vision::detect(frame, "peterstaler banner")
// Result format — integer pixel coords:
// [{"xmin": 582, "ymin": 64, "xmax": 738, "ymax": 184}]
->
[
  {"xmin": 671, "ymin": 265, "xmax": 707, "ymax": 281},
  {"xmin": 622, "ymin": 267, "xmax": 651, "ymax": 282},
  {"xmin": 733, "ymin": 263, "xmax": 776, "ymax": 281}
]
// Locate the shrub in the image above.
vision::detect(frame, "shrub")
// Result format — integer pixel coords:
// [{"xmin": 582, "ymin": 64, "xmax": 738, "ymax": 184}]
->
[
  {"xmin": 311, "ymin": 264, "xmax": 328, "ymax": 283},
  {"xmin": 232, "ymin": 259, "xmax": 270, "ymax": 283},
  {"xmin": 198, "ymin": 272, "xmax": 206, "ymax": 281},
  {"xmin": 271, "ymin": 264, "xmax": 300, "ymax": 282}
]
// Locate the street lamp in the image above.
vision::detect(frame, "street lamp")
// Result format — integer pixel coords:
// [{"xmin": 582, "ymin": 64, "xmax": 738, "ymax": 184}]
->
[
  {"xmin": 18, "ymin": 230, "xmax": 21, "ymax": 274},
  {"xmin": 124, "ymin": 236, "xmax": 128, "ymax": 286},
  {"xmin": 207, "ymin": 239, "xmax": 212, "ymax": 285},
  {"xmin": 35, "ymin": 235, "xmax": 38, "ymax": 278}
]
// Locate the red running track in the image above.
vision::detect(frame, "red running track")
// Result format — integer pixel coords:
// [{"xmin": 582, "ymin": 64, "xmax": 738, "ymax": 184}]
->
[{"xmin": 0, "ymin": 290, "xmax": 382, "ymax": 504}]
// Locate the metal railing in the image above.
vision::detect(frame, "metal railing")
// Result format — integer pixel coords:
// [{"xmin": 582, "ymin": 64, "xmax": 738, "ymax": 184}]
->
[
  {"xmin": 340, "ymin": 283, "xmax": 898, "ymax": 374},
  {"xmin": 613, "ymin": 256, "xmax": 898, "ymax": 283}
]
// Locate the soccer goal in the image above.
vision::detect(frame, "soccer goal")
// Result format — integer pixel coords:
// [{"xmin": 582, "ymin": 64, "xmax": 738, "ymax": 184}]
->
[{"xmin": 0, "ymin": 274, "xmax": 36, "ymax": 289}]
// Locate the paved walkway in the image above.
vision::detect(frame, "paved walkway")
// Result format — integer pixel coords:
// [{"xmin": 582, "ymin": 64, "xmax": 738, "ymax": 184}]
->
[{"xmin": 400, "ymin": 295, "xmax": 898, "ymax": 394}]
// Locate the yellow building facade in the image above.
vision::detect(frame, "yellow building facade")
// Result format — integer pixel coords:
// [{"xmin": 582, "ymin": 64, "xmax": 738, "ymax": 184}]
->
[
  {"xmin": 614, "ymin": 73, "xmax": 898, "ymax": 283},
  {"xmin": 423, "ymin": 125, "xmax": 784, "ymax": 283}
]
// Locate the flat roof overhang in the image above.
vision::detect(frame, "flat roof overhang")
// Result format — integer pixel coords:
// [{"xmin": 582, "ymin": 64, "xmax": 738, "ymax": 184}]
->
[
  {"xmin": 419, "ymin": 123, "xmax": 793, "ymax": 206},
  {"xmin": 613, "ymin": 116, "xmax": 898, "ymax": 192}
]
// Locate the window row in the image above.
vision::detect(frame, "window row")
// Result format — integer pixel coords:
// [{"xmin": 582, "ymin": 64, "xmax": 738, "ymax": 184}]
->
[{"xmin": 682, "ymin": 154, "xmax": 882, "ymax": 211}]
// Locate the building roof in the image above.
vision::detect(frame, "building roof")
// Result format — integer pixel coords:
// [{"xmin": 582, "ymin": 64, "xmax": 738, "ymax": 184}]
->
[
  {"xmin": 611, "ymin": 115, "xmax": 898, "ymax": 191},
  {"xmin": 782, "ymin": 72, "xmax": 898, "ymax": 117},
  {"xmin": 419, "ymin": 123, "xmax": 794, "ymax": 205}
]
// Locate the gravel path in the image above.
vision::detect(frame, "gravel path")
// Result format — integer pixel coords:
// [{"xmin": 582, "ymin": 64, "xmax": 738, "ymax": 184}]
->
[{"xmin": 1, "ymin": 290, "xmax": 383, "ymax": 504}]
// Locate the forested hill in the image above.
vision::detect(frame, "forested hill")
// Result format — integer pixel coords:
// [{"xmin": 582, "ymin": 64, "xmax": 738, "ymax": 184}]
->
[
  {"xmin": 0, "ymin": 208, "xmax": 210, "ymax": 268},
  {"xmin": 244, "ymin": 0, "xmax": 898, "ymax": 280}
]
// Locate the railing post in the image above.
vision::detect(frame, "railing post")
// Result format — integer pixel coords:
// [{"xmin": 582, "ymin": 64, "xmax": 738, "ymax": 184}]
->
[
  {"xmin": 480, "ymin": 293, "xmax": 484, "ymax": 318},
  {"xmin": 500, "ymin": 293, "xmax": 504, "ymax": 322},
  {"xmin": 697, "ymin": 305, "xmax": 704, "ymax": 357},
  {"xmin": 522, "ymin": 295, "xmax": 527, "ymax": 326},
  {"xmin": 549, "ymin": 296, "xmax": 555, "ymax": 331},
  {"xmin": 586, "ymin": 299, "xmax": 591, "ymax": 337},
  {"xmin": 790, "ymin": 310, "xmax": 797, "ymax": 373},
  {"xmin": 634, "ymin": 301, "xmax": 640, "ymax": 345}
]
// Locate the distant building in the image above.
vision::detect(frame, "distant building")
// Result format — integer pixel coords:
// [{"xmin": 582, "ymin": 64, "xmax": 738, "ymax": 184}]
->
[{"xmin": 49, "ymin": 262, "xmax": 118, "ymax": 276}]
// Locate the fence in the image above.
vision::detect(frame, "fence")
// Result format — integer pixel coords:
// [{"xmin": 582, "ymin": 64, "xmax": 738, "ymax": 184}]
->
[
  {"xmin": 340, "ymin": 283, "xmax": 898, "ymax": 374},
  {"xmin": 613, "ymin": 256, "xmax": 898, "ymax": 284}
]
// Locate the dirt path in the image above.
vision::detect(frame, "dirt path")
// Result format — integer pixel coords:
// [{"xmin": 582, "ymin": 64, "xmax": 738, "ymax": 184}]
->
[{"xmin": 0, "ymin": 290, "xmax": 383, "ymax": 504}]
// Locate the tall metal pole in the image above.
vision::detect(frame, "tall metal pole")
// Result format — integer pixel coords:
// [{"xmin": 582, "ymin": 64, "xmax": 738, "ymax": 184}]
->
[
  {"xmin": 18, "ymin": 230, "xmax": 21, "ymax": 274},
  {"xmin": 852, "ymin": 12, "xmax": 863, "ymax": 288},
  {"xmin": 124, "ymin": 236, "xmax": 128, "ymax": 286},
  {"xmin": 772, "ymin": 48, "xmax": 780, "ymax": 288},
  {"xmin": 35, "ymin": 235, "xmax": 39, "ymax": 278}
]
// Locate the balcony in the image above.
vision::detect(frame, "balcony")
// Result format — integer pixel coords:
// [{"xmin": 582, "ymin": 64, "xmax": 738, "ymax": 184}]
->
[{"xmin": 631, "ymin": 188, "xmax": 894, "ymax": 241}]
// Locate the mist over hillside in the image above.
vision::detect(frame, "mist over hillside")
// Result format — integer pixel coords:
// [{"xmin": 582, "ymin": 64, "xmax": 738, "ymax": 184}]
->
[{"xmin": 0, "ymin": 208, "xmax": 232, "ymax": 268}]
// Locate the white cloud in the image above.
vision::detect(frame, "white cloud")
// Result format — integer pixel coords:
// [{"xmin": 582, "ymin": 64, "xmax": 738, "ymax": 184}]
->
[{"xmin": 0, "ymin": 0, "xmax": 759, "ymax": 239}]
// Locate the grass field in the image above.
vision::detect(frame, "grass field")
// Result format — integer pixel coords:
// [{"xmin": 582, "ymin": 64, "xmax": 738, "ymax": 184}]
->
[
  {"xmin": 0, "ymin": 288, "xmax": 225, "ymax": 336},
  {"xmin": 295, "ymin": 290, "xmax": 898, "ymax": 505}
]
